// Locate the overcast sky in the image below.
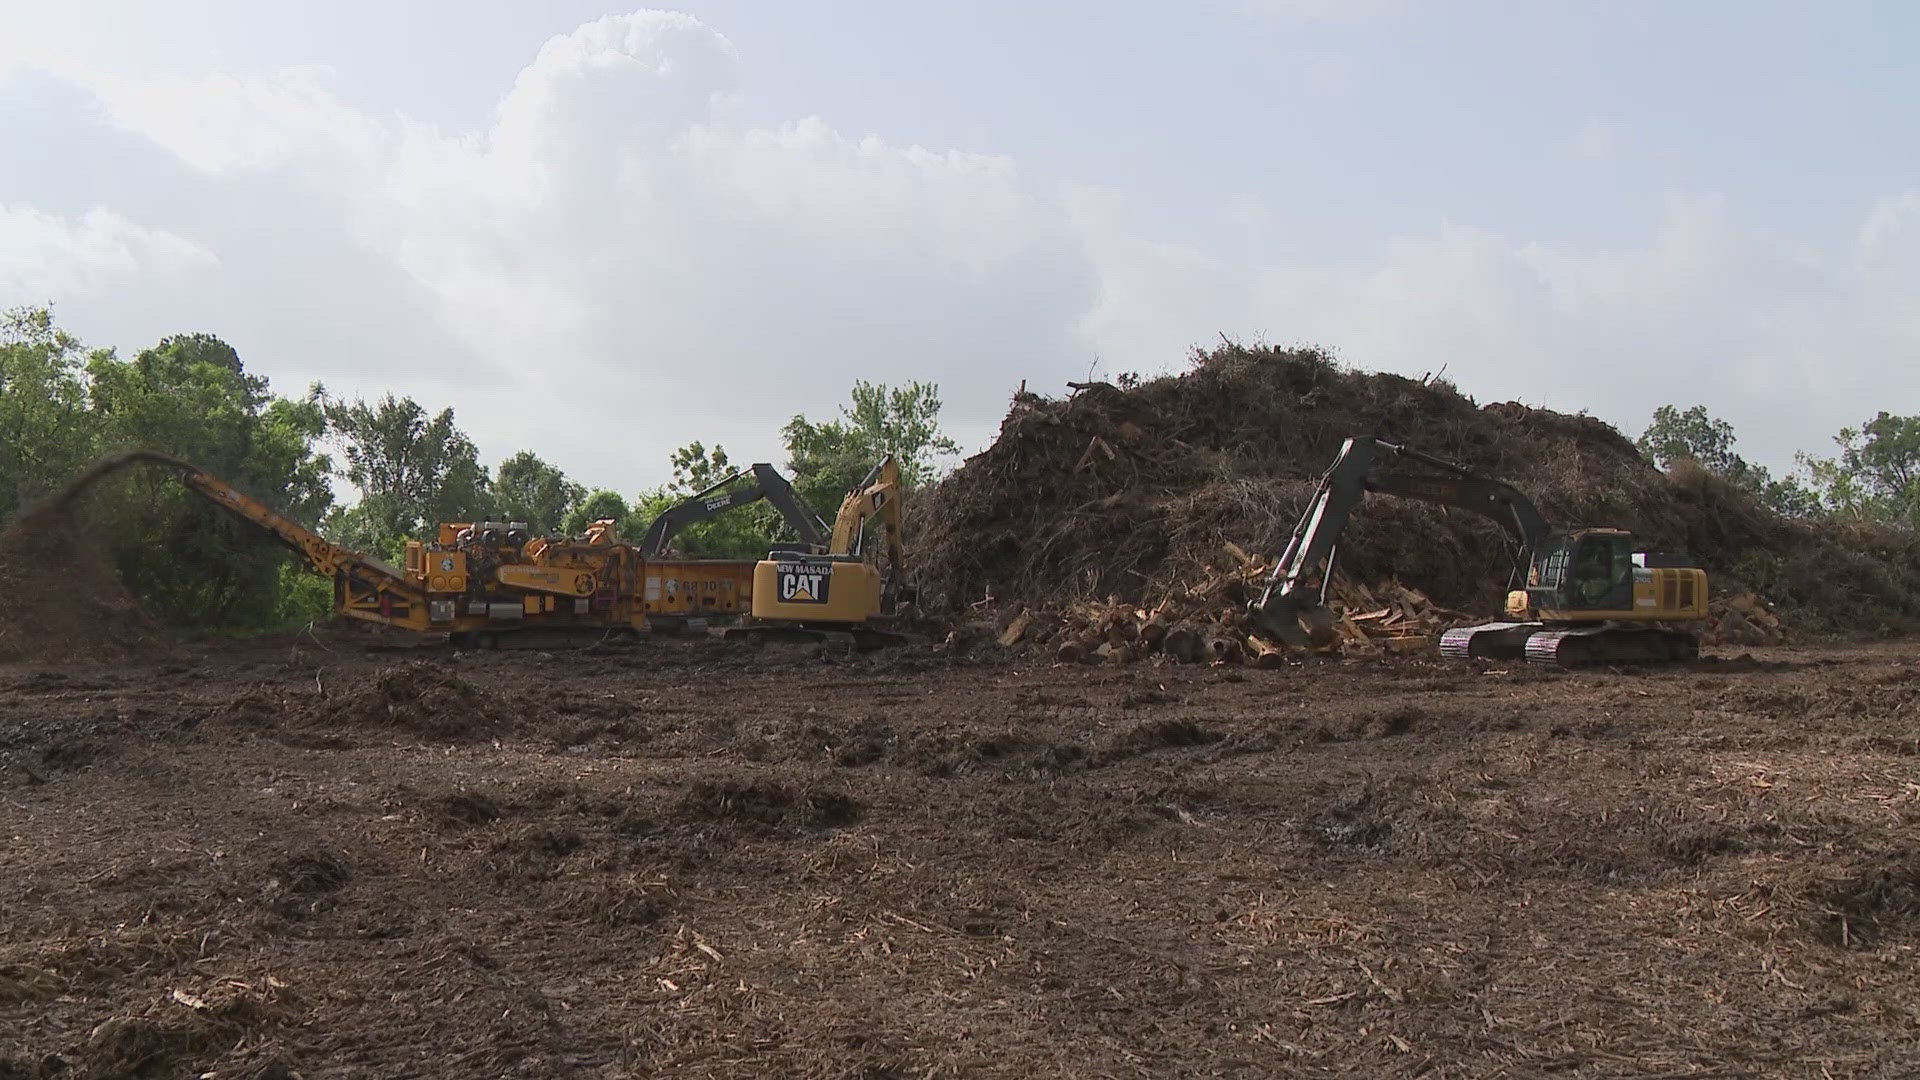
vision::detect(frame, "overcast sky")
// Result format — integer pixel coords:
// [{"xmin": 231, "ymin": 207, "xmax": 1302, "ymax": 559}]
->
[{"xmin": 3, "ymin": 1, "xmax": 1915, "ymax": 494}]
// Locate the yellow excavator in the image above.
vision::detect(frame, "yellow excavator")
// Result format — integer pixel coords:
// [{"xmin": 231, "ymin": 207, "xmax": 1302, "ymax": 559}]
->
[
  {"xmin": 727, "ymin": 455, "xmax": 919, "ymax": 649},
  {"xmin": 1252, "ymin": 436, "xmax": 1708, "ymax": 666}
]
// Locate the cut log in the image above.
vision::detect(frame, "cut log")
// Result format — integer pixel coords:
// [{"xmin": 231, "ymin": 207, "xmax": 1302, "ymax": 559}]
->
[
  {"xmin": 1205, "ymin": 636, "xmax": 1244, "ymax": 664},
  {"xmin": 1163, "ymin": 627, "xmax": 1205, "ymax": 664},
  {"xmin": 1224, "ymin": 541, "xmax": 1257, "ymax": 569},
  {"xmin": 997, "ymin": 613, "xmax": 1032, "ymax": 647},
  {"xmin": 1245, "ymin": 635, "xmax": 1286, "ymax": 669}
]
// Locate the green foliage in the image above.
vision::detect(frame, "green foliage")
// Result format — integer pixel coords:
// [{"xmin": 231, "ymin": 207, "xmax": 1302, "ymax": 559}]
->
[
  {"xmin": 493, "ymin": 451, "xmax": 585, "ymax": 535},
  {"xmin": 1639, "ymin": 404, "xmax": 1817, "ymax": 519},
  {"xmin": 562, "ymin": 489, "xmax": 632, "ymax": 537},
  {"xmin": 275, "ymin": 561, "xmax": 335, "ymax": 626},
  {"xmin": 629, "ymin": 441, "xmax": 780, "ymax": 559},
  {"xmin": 320, "ymin": 391, "xmax": 493, "ymax": 556},
  {"xmin": 669, "ymin": 441, "xmax": 735, "ymax": 492},
  {"xmin": 1799, "ymin": 412, "xmax": 1920, "ymax": 527},
  {"xmin": 0, "ymin": 306, "xmax": 102, "ymax": 522},
  {"xmin": 1756, "ymin": 474, "xmax": 1824, "ymax": 519},
  {"xmin": 84, "ymin": 333, "xmax": 335, "ymax": 629},
  {"xmin": 782, "ymin": 380, "xmax": 960, "ymax": 516},
  {"xmin": 1639, "ymin": 404, "xmax": 1771, "ymax": 490}
]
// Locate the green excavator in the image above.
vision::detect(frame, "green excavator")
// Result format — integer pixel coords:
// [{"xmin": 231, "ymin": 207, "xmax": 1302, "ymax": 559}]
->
[{"xmin": 1251, "ymin": 436, "xmax": 1708, "ymax": 666}]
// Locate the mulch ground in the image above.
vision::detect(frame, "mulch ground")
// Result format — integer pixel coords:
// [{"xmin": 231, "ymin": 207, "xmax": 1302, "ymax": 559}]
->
[{"xmin": 4, "ymin": 635, "xmax": 1919, "ymax": 1078}]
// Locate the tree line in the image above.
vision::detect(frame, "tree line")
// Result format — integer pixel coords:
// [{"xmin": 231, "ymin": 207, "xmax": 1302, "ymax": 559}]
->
[
  {"xmin": 8, "ymin": 303, "xmax": 1914, "ymax": 634},
  {"xmin": 1637, "ymin": 403, "xmax": 1920, "ymax": 527},
  {"xmin": 0, "ymin": 307, "xmax": 957, "ymax": 632}
]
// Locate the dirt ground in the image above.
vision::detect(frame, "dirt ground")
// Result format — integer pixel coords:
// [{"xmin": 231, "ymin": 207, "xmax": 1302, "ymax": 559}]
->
[{"xmin": 4, "ymin": 635, "xmax": 1920, "ymax": 1079}]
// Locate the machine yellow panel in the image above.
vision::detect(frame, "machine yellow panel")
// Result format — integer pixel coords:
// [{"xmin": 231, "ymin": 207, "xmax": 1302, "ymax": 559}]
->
[
  {"xmin": 423, "ymin": 550, "xmax": 468, "ymax": 593},
  {"xmin": 644, "ymin": 560, "xmax": 756, "ymax": 615},
  {"xmin": 495, "ymin": 564, "xmax": 595, "ymax": 596},
  {"xmin": 751, "ymin": 558, "xmax": 881, "ymax": 622},
  {"xmin": 1537, "ymin": 567, "xmax": 1708, "ymax": 623}
]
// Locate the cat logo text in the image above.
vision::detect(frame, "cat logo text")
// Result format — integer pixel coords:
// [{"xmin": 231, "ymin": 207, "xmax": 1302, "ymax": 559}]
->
[{"xmin": 775, "ymin": 561, "xmax": 833, "ymax": 604}]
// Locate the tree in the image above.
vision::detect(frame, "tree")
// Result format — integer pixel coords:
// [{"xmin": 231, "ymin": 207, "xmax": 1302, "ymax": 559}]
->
[
  {"xmin": 1638, "ymin": 405, "xmax": 1770, "ymax": 490},
  {"xmin": 494, "ymin": 451, "xmax": 585, "ymax": 534},
  {"xmin": 669, "ymin": 441, "xmax": 736, "ymax": 492},
  {"xmin": 0, "ymin": 306, "xmax": 101, "ymax": 522},
  {"xmin": 320, "ymin": 392, "xmax": 493, "ymax": 555},
  {"xmin": 561, "ymin": 489, "xmax": 631, "ymax": 537},
  {"xmin": 1639, "ymin": 404, "xmax": 1816, "ymax": 518},
  {"xmin": 783, "ymin": 380, "xmax": 960, "ymax": 515},
  {"xmin": 1800, "ymin": 412, "xmax": 1920, "ymax": 527},
  {"xmin": 87, "ymin": 333, "xmax": 334, "ymax": 628},
  {"xmin": 628, "ymin": 441, "xmax": 779, "ymax": 559}
]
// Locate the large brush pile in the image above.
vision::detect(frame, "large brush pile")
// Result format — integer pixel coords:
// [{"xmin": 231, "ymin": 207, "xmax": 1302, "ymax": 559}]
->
[
  {"xmin": 0, "ymin": 504, "xmax": 164, "ymax": 664},
  {"xmin": 0, "ymin": 452, "xmax": 204, "ymax": 664},
  {"xmin": 914, "ymin": 345, "xmax": 1920, "ymax": 638}
]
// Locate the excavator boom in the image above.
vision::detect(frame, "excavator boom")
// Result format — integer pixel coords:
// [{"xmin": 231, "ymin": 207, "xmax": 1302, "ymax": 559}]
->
[
  {"xmin": 1254, "ymin": 436, "xmax": 1546, "ymax": 646},
  {"xmin": 829, "ymin": 456, "xmax": 905, "ymax": 576},
  {"xmin": 636, "ymin": 463, "xmax": 829, "ymax": 557}
]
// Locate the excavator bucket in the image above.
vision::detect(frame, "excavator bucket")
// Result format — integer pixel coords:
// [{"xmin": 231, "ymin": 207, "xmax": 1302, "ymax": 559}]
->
[{"xmin": 1262, "ymin": 596, "xmax": 1337, "ymax": 649}]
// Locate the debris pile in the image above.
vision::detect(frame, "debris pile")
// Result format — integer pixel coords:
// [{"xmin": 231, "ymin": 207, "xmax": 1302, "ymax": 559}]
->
[
  {"xmin": 0, "ymin": 506, "xmax": 163, "ymax": 664},
  {"xmin": 995, "ymin": 540, "xmax": 1470, "ymax": 664},
  {"xmin": 0, "ymin": 453, "xmax": 188, "ymax": 664},
  {"xmin": 1705, "ymin": 592, "xmax": 1787, "ymax": 646},
  {"xmin": 915, "ymin": 345, "xmax": 1920, "ymax": 637},
  {"xmin": 315, "ymin": 662, "xmax": 516, "ymax": 740}
]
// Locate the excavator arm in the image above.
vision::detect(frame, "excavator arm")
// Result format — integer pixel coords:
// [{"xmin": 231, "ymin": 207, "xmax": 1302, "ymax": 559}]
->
[
  {"xmin": 636, "ymin": 463, "xmax": 829, "ymax": 557},
  {"xmin": 829, "ymin": 456, "xmax": 904, "ymax": 571},
  {"xmin": 1253, "ymin": 436, "xmax": 1549, "ymax": 645}
]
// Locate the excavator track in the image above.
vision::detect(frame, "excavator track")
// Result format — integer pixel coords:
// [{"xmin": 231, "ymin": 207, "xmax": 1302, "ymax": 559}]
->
[
  {"xmin": 1523, "ymin": 624, "xmax": 1699, "ymax": 668},
  {"xmin": 724, "ymin": 624, "xmax": 927, "ymax": 652},
  {"xmin": 1438, "ymin": 622, "xmax": 1545, "ymax": 661},
  {"xmin": 450, "ymin": 627, "xmax": 644, "ymax": 650},
  {"xmin": 1441, "ymin": 621, "xmax": 1701, "ymax": 667}
]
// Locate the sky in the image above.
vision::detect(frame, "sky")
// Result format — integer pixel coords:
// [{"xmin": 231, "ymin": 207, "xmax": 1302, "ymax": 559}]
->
[{"xmin": 2, "ymin": 0, "xmax": 1915, "ymax": 495}]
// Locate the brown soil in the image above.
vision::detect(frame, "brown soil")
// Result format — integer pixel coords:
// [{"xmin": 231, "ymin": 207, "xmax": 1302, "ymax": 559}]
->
[{"xmin": 5, "ymin": 636, "xmax": 1920, "ymax": 1077}]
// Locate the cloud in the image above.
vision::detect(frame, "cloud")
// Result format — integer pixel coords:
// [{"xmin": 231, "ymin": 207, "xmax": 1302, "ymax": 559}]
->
[
  {"xmin": 1564, "ymin": 117, "xmax": 1627, "ymax": 162},
  {"xmin": 0, "ymin": 204, "xmax": 217, "ymax": 299},
  {"xmin": 2, "ymin": 8, "xmax": 1914, "ymax": 498},
  {"xmin": 1073, "ymin": 189, "xmax": 1917, "ymax": 474},
  {"xmin": 3, "ymin": 11, "xmax": 1096, "ymax": 492}
]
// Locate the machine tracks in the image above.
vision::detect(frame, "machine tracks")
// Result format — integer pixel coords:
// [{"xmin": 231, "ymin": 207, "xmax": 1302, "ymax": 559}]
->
[{"xmin": 1441, "ymin": 621, "xmax": 1700, "ymax": 668}]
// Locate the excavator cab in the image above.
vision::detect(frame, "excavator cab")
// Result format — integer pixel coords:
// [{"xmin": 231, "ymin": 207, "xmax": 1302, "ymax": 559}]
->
[
  {"xmin": 1519, "ymin": 529, "xmax": 1637, "ymax": 615},
  {"xmin": 1507, "ymin": 527, "xmax": 1706, "ymax": 627}
]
